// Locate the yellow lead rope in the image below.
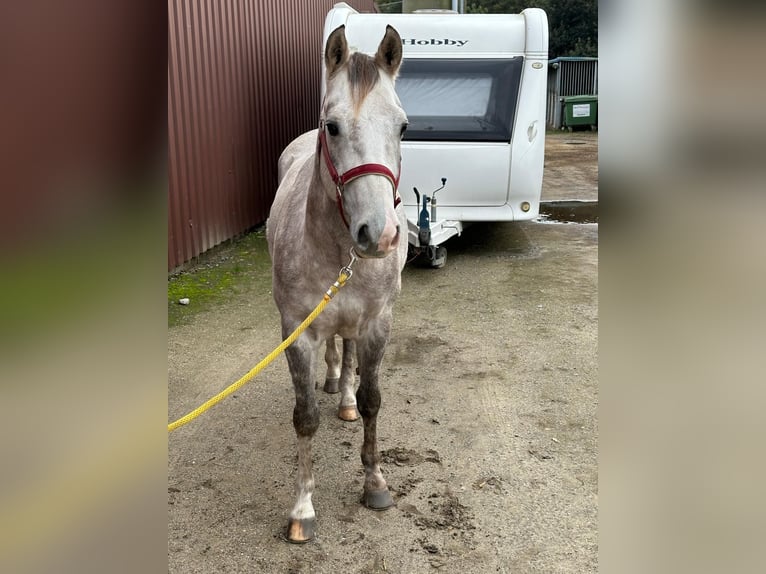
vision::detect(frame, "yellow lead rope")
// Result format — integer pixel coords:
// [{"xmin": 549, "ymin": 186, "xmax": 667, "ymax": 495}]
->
[{"xmin": 168, "ymin": 251, "xmax": 357, "ymax": 432}]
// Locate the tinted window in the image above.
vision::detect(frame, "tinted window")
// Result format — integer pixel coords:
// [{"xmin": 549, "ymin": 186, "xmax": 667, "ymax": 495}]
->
[{"xmin": 396, "ymin": 58, "xmax": 523, "ymax": 142}]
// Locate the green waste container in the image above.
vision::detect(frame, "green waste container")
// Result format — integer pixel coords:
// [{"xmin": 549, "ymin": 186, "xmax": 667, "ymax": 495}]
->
[{"xmin": 562, "ymin": 95, "xmax": 598, "ymax": 131}]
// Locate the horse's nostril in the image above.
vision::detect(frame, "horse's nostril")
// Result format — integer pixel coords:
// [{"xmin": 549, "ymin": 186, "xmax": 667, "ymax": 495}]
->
[{"xmin": 356, "ymin": 224, "xmax": 370, "ymax": 249}]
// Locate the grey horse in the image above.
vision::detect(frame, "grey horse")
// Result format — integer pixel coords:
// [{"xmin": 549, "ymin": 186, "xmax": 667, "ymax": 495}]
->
[{"xmin": 267, "ymin": 24, "xmax": 408, "ymax": 543}]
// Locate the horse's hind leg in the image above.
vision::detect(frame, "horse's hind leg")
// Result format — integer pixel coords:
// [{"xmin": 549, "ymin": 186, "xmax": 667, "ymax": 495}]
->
[
  {"xmin": 356, "ymin": 320, "xmax": 395, "ymax": 510},
  {"xmin": 324, "ymin": 337, "xmax": 360, "ymax": 421},
  {"xmin": 322, "ymin": 336, "xmax": 340, "ymax": 393},
  {"xmin": 284, "ymin": 330, "xmax": 320, "ymax": 543},
  {"xmin": 337, "ymin": 339, "xmax": 359, "ymax": 421}
]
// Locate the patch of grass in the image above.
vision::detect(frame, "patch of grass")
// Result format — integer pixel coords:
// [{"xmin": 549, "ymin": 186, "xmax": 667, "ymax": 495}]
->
[{"xmin": 168, "ymin": 229, "xmax": 272, "ymax": 327}]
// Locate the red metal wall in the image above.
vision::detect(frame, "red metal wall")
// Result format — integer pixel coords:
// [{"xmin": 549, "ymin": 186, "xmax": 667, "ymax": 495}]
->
[{"xmin": 168, "ymin": 0, "xmax": 378, "ymax": 271}]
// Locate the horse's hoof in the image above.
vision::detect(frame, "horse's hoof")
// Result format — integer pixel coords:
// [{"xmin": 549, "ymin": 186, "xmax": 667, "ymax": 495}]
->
[
  {"xmin": 363, "ymin": 489, "xmax": 395, "ymax": 511},
  {"xmin": 338, "ymin": 405, "xmax": 360, "ymax": 421},
  {"xmin": 323, "ymin": 377, "xmax": 340, "ymax": 394},
  {"xmin": 285, "ymin": 518, "xmax": 316, "ymax": 544}
]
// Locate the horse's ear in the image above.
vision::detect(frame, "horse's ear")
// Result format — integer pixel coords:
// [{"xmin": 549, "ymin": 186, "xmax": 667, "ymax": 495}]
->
[
  {"xmin": 325, "ymin": 25, "xmax": 349, "ymax": 77},
  {"xmin": 375, "ymin": 25, "xmax": 403, "ymax": 79}
]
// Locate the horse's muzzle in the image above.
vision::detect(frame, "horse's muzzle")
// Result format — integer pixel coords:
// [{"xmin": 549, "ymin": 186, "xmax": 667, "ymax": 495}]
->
[{"xmin": 354, "ymin": 221, "xmax": 400, "ymax": 258}]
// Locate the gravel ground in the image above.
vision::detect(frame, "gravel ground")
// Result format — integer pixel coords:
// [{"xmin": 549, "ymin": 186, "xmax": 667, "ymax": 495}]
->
[{"xmin": 168, "ymin": 131, "xmax": 598, "ymax": 573}]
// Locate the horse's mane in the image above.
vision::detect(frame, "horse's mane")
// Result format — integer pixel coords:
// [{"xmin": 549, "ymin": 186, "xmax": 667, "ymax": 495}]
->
[{"xmin": 346, "ymin": 52, "xmax": 380, "ymax": 110}]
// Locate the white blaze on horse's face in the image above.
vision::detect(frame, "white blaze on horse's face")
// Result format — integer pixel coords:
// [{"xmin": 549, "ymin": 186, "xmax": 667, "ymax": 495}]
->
[{"xmin": 321, "ymin": 25, "xmax": 408, "ymax": 258}]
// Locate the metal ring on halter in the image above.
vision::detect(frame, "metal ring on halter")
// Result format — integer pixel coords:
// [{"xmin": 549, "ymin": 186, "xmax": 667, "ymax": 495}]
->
[{"xmin": 340, "ymin": 247, "xmax": 358, "ymax": 279}]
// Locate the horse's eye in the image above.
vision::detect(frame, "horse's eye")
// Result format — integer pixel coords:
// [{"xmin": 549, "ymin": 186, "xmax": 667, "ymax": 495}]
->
[
  {"xmin": 326, "ymin": 122, "xmax": 339, "ymax": 137},
  {"xmin": 400, "ymin": 123, "xmax": 408, "ymax": 138}
]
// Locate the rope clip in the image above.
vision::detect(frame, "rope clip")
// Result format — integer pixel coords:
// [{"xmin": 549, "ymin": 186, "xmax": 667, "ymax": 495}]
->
[{"xmin": 340, "ymin": 247, "xmax": 358, "ymax": 280}]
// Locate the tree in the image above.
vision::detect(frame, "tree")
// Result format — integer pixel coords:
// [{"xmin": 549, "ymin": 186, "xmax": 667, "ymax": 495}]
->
[
  {"xmin": 377, "ymin": 1, "xmax": 403, "ymax": 13},
  {"xmin": 465, "ymin": 0, "xmax": 597, "ymax": 58},
  {"xmin": 544, "ymin": 0, "xmax": 597, "ymax": 58}
]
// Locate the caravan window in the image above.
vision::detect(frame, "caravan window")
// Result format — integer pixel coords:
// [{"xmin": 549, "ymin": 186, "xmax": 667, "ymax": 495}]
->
[{"xmin": 395, "ymin": 58, "xmax": 523, "ymax": 142}]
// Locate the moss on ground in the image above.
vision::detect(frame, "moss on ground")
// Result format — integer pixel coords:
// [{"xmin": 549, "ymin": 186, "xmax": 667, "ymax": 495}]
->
[{"xmin": 168, "ymin": 229, "xmax": 272, "ymax": 327}]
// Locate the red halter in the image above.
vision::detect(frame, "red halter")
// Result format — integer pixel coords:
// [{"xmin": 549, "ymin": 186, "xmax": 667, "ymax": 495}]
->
[{"xmin": 318, "ymin": 121, "xmax": 401, "ymax": 229}]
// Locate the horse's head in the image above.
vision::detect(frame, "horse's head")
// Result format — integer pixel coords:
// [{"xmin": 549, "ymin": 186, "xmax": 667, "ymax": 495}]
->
[{"xmin": 319, "ymin": 25, "xmax": 407, "ymax": 258}]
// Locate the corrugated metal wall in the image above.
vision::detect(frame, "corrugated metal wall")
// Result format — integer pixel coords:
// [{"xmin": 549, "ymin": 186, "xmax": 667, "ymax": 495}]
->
[
  {"xmin": 168, "ymin": 0, "xmax": 377, "ymax": 271},
  {"xmin": 546, "ymin": 58, "xmax": 598, "ymax": 129}
]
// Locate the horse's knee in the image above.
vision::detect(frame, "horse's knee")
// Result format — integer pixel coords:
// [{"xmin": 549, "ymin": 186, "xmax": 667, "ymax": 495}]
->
[
  {"xmin": 293, "ymin": 401, "xmax": 319, "ymax": 437},
  {"xmin": 356, "ymin": 383, "xmax": 381, "ymax": 419}
]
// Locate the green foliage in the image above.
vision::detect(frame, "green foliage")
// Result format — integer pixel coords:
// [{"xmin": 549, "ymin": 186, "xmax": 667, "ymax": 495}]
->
[
  {"xmin": 466, "ymin": 0, "xmax": 524, "ymax": 13},
  {"xmin": 465, "ymin": 0, "xmax": 597, "ymax": 58},
  {"xmin": 378, "ymin": 1, "xmax": 403, "ymax": 13},
  {"xmin": 546, "ymin": 0, "xmax": 597, "ymax": 58}
]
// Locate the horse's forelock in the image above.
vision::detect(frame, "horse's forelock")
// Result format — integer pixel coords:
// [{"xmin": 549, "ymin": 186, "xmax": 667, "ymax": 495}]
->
[{"xmin": 346, "ymin": 52, "xmax": 380, "ymax": 110}]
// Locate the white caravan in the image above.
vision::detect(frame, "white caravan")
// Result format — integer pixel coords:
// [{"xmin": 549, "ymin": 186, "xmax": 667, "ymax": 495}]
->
[{"xmin": 323, "ymin": 3, "xmax": 548, "ymax": 266}]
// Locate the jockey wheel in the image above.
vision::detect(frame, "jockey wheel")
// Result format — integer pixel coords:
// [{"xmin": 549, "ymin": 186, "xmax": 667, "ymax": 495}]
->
[{"xmin": 428, "ymin": 245, "xmax": 447, "ymax": 268}]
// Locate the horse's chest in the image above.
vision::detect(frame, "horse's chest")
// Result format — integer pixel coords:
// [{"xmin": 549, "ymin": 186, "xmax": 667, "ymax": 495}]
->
[{"xmin": 315, "ymin": 280, "xmax": 396, "ymax": 339}]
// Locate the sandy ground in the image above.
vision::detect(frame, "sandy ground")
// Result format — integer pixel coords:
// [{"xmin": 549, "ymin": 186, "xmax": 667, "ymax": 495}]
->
[
  {"xmin": 168, "ymin": 131, "xmax": 598, "ymax": 573},
  {"xmin": 542, "ymin": 131, "xmax": 598, "ymax": 202}
]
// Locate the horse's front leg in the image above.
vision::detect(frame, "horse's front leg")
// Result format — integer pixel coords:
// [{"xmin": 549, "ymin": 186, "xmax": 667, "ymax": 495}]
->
[
  {"xmin": 357, "ymin": 319, "xmax": 395, "ymax": 510},
  {"xmin": 284, "ymin": 329, "xmax": 320, "ymax": 543}
]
